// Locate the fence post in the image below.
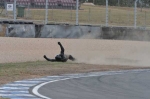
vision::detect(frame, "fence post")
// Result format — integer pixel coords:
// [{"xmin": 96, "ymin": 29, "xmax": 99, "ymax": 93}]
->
[
  {"xmin": 13, "ymin": 0, "xmax": 17, "ymax": 21},
  {"xmin": 145, "ymin": 11, "xmax": 146, "ymax": 27},
  {"xmin": 26, "ymin": 3, "xmax": 30, "ymax": 19},
  {"xmin": 45, "ymin": 0, "xmax": 48, "ymax": 24},
  {"xmin": 70, "ymin": 7, "xmax": 72, "ymax": 22},
  {"xmin": 127, "ymin": 11, "xmax": 130, "ymax": 26},
  {"xmin": 118, "ymin": 0, "xmax": 120, "ymax": 6},
  {"xmin": 52, "ymin": 4, "xmax": 54, "ymax": 22},
  {"xmin": 76, "ymin": 0, "xmax": 79, "ymax": 25},
  {"xmin": 109, "ymin": 9, "xmax": 111, "ymax": 24},
  {"xmin": 134, "ymin": 0, "xmax": 139, "ymax": 28},
  {"xmin": 88, "ymin": 8, "xmax": 91, "ymax": 22},
  {"xmin": 106, "ymin": 0, "xmax": 108, "ymax": 26}
]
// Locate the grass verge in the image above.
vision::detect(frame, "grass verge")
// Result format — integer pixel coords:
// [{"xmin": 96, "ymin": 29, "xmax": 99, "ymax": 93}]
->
[
  {"xmin": 0, "ymin": 61, "xmax": 150, "ymax": 99},
  {"xmin": 0, "ymin": 61, "xmax": 150, "ymax": 86},
  {"xmin": 0, "ymin": 98, "xmax": 8, "ymax": 99}
]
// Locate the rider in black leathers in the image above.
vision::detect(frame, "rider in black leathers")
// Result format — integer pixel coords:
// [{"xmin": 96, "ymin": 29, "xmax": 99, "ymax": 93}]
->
[{"xmin": 44, "ymin": 42, "xmax": 75, "ymax": 62}]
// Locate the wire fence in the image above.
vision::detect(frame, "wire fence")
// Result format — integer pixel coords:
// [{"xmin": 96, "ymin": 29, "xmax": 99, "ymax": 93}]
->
[{"xmin": 0, "ymin": 0, "xmax": 150, "ymax": 29}]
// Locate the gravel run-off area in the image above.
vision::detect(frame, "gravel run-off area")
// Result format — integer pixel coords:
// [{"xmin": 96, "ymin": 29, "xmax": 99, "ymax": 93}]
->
[{"xmin": 0, "ymin": 37, "xmax": 150, "ymax": 85}]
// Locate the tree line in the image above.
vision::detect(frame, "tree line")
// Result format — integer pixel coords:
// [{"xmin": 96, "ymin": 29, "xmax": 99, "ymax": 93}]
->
[{"xmin": 80, "ymin": 0, "xmax": 150, "ymax": 7}]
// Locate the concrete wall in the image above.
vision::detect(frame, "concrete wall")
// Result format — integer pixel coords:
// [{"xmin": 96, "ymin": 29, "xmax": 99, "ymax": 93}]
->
[
  {"xmin": 2, "ymin": 24, "xmax": 150, "ymax": 41},
  {"xmin": 6, "ymin": 24, "xmax": 35, "ymax": 38},
  {"xmin": 102, "ymin": 27, "xmax": 150, "ymax": 41},
  {"xmin": 38, "ymin": 25, "xmax": 101, "ymax": 39}
]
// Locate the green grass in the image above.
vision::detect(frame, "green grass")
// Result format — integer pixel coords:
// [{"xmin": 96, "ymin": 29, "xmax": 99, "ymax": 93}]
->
[
  {"xmin": 0, "ymin": 60, "xmax": 150, "ymax": 99},
  {"xmin": 1, "ymin": 60, "xmax": 145, "ymax": 85},
  {"xmin": 25, "ymin": 5, "xmax": 150, "ymax": 27},
  {"xmin": 0, "ymin": 61, "xmax": 73, "ymax": 77},
  {"xmin": 1, "ymin": 5, "xmax": 150, "ymax": 27},
  {"xmin": 0, "ymin": 61, "xmax": 73, "ymax": 83},
  {"xmin": 0, "ymin": 61, "xmax": 76, "ymax": 99},
  {"xmin": 0, "ymin": 96, "xmax": 9, "ymax": 99}
]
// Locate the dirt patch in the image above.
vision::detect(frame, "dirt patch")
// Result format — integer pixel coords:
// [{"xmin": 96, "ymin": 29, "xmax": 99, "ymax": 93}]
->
[{"xmin": 0, "ymin": 25, "xmax": 6, "ymax": 37}]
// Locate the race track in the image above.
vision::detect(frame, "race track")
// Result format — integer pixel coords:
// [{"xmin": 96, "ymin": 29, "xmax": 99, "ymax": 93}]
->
[{"xmin": 38, "ymin": 70, "xmax": 150, "ymax": 99}]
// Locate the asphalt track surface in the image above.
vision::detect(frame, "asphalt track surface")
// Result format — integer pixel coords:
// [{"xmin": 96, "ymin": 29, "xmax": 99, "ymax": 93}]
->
[{"xmin": 38, "ymin": 71, "xmax": 150, "ymax": 99}]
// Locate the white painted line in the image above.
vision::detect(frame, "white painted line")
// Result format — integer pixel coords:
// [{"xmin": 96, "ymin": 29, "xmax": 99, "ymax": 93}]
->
[
  {"xmin": 15, "ymin": 81, "xmax": 43, "ymax": 83},
  {"xmin": 11, "ymin": 98, "xmax": 41, "ymax": 99},
  {"xmin": 0, "ymin": 94, "xmax": 34, "ymax": 96},
  {"xmin": 5, "ymin": 84, "xmax": 35, "ymax": 87},
  {"xmin": 0, "ymin": 87, "xmax": 29, "ymax": 90},
  {"xmin": 11, "ymin": 97, "xmax": 41, "ymax": 99},
  {"xmin": 32, "ymin": 69, "xmax": 150, "ymax": 99},
  {"xmin": 32, "ymin": 78, "xmax": 70, "ymax": 99},
  {"xmin": 0, "ymin": 90, "xmax": 29, "ymax": 93},
  {"xmin": 28, "ymin": 78, "xmax": 50, "ymax": 81},
  {"xmin": 33, "ymin": 73, "xmax": 123, "ymax": 99}
]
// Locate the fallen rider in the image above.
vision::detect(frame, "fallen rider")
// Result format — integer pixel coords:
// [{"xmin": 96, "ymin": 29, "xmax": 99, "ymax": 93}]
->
[{"xmin": 44, "ymin": 42, "xmax": 75, "ymax": 62}]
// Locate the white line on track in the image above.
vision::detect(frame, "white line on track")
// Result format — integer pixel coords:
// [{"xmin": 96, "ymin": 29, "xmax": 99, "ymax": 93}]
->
[
  {"xmin": 32, "ymin": 69, "xmax": 150, "ymax": 99},
  {"xmin": 32, "ymin": 78, "xmax": 70, "ymax": 99},
  {"xmin": 0, "ymin": 69, "xmax": 150, "ymax": 99}
]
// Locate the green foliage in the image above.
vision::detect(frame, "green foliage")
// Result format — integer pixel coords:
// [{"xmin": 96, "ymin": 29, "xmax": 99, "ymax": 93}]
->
[
  {"xmin": 88, "ymin": 0, "xmax": 150, "ymax": 8},
  {"xmin": 0, "ymin": 97, "xmax": 9, "ymax": 99}
]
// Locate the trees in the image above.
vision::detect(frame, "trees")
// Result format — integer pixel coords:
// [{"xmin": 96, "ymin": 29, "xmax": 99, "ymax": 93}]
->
[{"xmin": 85, "ymin": 0, "xmax": 150, "ymax": 8}]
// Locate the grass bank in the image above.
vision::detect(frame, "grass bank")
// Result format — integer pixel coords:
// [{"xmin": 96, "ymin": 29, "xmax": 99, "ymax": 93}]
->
[{"xmin": 0, "ymin": 61, "xmax": 150, "ymax": 86}]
